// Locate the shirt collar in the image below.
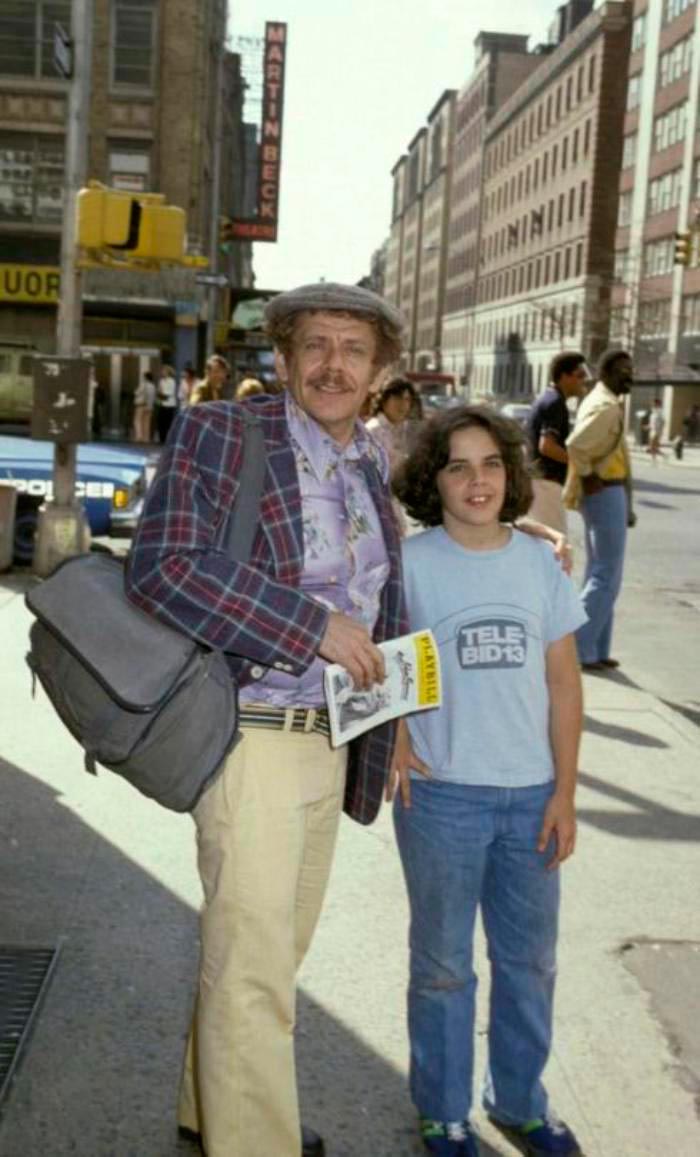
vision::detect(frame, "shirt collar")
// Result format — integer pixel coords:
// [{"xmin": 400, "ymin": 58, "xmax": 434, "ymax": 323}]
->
[{"xmin": 284, "ymin": 391, "xmax": 386, "ymax": 481}]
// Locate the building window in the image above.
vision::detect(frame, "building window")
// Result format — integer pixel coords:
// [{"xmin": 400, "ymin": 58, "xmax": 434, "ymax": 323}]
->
[
  {"xmin": 643, "ymin": 237, "xmax": 675, "ymax": 276},
  {"xmin": 555, "ymin": 86, "xmax": 562, "ymax": 119},
  {"xmin": 614, "ymin": 249, "xmax": 629, "ymax": 281},
  {"xmin": 618, "ymin": 190, "xmax": 632, "ymax": 226},
  {"xmin": 570, "ymin": 302, "xmax": 578, "ymax": 336},
  {"xmin": 566, "ymin": 76, "xmax": 573, "ymax": 111},
  {"xmin": 542, "ymin": 151, "xmax": 549, "ymax": 182},
  {"xmin": 658, "ymin": 36, "xmax": 692, "ymax": 88},
  {"xmin": 631, "ymin": 12, "xmax": 647, "ymax": 53},
  {"xmin": 108, "ymin": 144, "xmax": 151, "ymax": 191},
  {"xmin": 653, "ymin": 103, "xmax": 688, "ymax": 152},
  {"xmin": 564, "ymin": 248, "xmax": 571, "ymax": 279},
  {"xmin": 557, "ymin": 193, "xmax": 564, "ymax": 228},
  {"xmin": 553, "ymin": 251, "xmax": 561, "ymax": 282},
  {"xmin": 588, "ymin": 54, "xmax": 596, "ymax": 94},
  {"xmin": 579, "ymin": 180, "xmax": 587, "ymax": 218},
  {"xmin": 0, "ymin": 0, "xmax": 71, "ymax": 78},
  {"xmin": 639, "ymin": 299, "xmax": 672, "ymax": 337},
  {"xmin": 111, "ymin": 0, "xmax": 158, "ymax": 91},
  {"xmin": 0, "ymin": 132, "xmax": 64, "ymax": 223},
  {"xmin": 648, "ymin": 168, "xmax": 683, "ymax": 215},
  {"xmin": 583, "ymin": 118, "xmax": 591, "ymax": 156},
  {"xmin": 568, "ymin": 187, "xmax": 575, "ymax": 221},
  {"xmin": 664, "ymin": 0, "xmax": 693, "ymax": 24},
  {"xmin": 562, "ymin": 136, "xmax": 568, "ymax": 171},
  {"xmin": 626, "ymin": 73, "xmax": 642, "ymax": 111},
  {"xmin": 622, "ymin": 132, "xmax": 638, "ymax": 168},
  {"xmin": 572, "ymin": 128, "xmax": 579, "ymax": 164},
  {"xmin": 575, "ymin": 242, "xmax": 583, "ymax": 276},
  {"xmin": 682, "ymin": 293, "xmax": 700, "ymax": 333},
  {"xmin": 552, "ymin": 144, "xmax": 558, "ymax": 177}
]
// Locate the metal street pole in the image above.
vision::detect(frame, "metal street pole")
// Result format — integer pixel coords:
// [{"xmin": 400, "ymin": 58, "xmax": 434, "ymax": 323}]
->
[
  {"xmin": 205, "ymin": 7, "xmax": 227, "ymax": 360},
  {"xmin": 34, "ymin": 0, "xmax": 94, "ymax": 577}
]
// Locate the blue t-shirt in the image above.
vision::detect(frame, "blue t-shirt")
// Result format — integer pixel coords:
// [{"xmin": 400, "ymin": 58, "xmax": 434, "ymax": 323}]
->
[{"xmin": 402, "ymin": 527, "xmax": 587, "ymax": 787}]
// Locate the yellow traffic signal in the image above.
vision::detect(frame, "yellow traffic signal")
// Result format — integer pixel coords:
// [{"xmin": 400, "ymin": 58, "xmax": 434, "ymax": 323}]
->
[
  {"xmin": 131, "ymin": 202, "xmax": 185, "ymax": 261},
  {"xmin": 77, "ymin": 181, "xmax": 186, "ymax": 263},
  {"xmin": 77, "ymin": 184, "xmax": 134, "ymax": 248},
  {"xmin": 673, "ymin": 230, "xmax": 692, "ymax": 266}
]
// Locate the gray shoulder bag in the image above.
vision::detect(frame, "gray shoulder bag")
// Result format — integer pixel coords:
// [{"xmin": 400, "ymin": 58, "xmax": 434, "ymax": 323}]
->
[{"xmin": 25, "ymin": 412, "xmax": 266, "ymax": 813}]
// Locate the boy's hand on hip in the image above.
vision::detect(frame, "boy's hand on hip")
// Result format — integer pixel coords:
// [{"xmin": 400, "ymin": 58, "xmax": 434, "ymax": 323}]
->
[
  {"xmin": 386, "ymin": 719, "xmax": 431, "ymax": 808},
  {"xmin": 318, "ymin": 611, "xmax": 385, "ymax": 690},
  {"xmin": 538, "ymin": 792, "xmax": 577, "ymax": 870}
]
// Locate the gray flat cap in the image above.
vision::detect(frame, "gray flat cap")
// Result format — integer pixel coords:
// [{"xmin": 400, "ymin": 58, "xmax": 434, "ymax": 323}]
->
[{"xmin": 264, "ymin": 281, "xmax": 404, "ymax": 333}]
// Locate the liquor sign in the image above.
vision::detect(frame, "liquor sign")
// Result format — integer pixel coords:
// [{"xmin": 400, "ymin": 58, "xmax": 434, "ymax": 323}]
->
[{"xmin": 230, "ymin": 22, "xmax": 287, "ymax": 244}]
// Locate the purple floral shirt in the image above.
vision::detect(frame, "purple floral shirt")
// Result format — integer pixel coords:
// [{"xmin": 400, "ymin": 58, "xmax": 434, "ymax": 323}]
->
[{"xmin": 239, "ymin": 393, "xmax": 390, "ymax": 707}]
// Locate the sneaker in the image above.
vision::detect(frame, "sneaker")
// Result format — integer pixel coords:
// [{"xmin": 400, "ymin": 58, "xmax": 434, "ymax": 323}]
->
[
  {"xmin": 420, "ymin": 1117, "xmax": 480, "ymax": 1156},
  {"xmin": 487, "ymin": 1112, "xmax": 581, "ymax": 1156}
]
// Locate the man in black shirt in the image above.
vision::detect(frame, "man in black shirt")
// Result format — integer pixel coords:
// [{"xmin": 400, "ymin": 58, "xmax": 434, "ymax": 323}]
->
[{"xmin": 528, "ymin": 351, "xmax": 589, "ymax": 531}]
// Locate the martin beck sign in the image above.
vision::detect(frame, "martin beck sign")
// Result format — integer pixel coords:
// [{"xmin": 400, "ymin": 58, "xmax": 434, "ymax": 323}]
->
[{"xmin": 231, "ymin": 22, "xmax": 287, "ymax": 243}]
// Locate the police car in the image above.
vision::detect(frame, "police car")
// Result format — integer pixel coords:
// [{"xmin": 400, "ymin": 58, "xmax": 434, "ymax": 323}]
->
[{"xmin": 0, "ymin": 434, "xmax": 155, "ymax": 563}]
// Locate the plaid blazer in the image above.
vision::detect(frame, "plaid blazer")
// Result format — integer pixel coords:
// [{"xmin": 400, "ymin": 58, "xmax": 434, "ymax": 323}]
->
[{"xmin": 125, "ymin": 394, "xmax": 408, "ymax": 825}]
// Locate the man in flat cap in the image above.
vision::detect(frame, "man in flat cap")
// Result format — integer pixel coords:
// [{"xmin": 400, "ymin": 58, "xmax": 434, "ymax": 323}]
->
[{"xmin": 126, "ymin": 282, "xmax": 407, "ymax": 1157}]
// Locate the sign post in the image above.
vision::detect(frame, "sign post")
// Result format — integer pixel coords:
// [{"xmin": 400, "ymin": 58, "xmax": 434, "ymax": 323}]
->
[{"xmin": 34, "ymin": 0, "xmax": 94, "ymax": 578}]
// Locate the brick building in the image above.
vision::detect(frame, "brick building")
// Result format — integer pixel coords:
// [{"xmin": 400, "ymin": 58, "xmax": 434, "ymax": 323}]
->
[
  {"xmin": 471, "ymin": 0, "xmax": 632, "ymax": 400},
  {"xmin": 0, "ymin": 0, "xmax": 253, "ymax": 436},
  {"xmin": 442, "ymin": 32, "xmax": 542, "ymax": 384},
  {"xmin": 611, "ymin": 0, "xmax": 700, "ymax": 436},
  {"xmin": 413, "ymin": 90, "xmax": 455, "ymax": 371}
]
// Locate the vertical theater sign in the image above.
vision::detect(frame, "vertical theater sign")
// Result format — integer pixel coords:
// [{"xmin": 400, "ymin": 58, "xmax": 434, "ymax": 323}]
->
[{"xmin": 231, "ymin": 22, "xmax": 287, "ymax": 243}]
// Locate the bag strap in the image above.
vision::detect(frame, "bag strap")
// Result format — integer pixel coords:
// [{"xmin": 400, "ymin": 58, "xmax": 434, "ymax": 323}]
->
[{"xmin": 221, "ymin": 410, "xmax": 266, "ymax": 562}]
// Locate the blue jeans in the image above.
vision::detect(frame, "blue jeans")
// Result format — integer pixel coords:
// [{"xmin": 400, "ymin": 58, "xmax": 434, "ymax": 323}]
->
[
  {"xmin": 393, "ymin": 779, "xmax": 559, "ymax": 1125},
  {"xmin": 575, "ymin": 484, "xmax": 628, "ymax": 664}
]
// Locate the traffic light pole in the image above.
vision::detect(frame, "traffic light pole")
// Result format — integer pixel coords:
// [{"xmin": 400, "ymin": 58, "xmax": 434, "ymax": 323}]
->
[
  {"xmin": 205, "ymin": 25, "xmax": 226, "ymax": 360},
  {"xmin": 34, "ymin": 0, "xmax": 94, "ymax": 577}
]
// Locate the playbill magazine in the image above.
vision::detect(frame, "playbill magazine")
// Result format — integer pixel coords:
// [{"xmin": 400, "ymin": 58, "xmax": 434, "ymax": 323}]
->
[{"xmin": 323, "ymin": 629, "xmax": 442, "ymax": 748}]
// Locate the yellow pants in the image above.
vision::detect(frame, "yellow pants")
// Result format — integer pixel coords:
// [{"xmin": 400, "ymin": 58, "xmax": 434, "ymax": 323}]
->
[{"xmin": 178, "ymin": 722, "xmax": 347, "ymax": 1157}]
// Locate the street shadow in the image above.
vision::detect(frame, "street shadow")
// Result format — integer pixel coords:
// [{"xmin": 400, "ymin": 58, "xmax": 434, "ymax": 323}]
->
[
  {"xmin": 632, "ymin": 478, "xmax": 700, "ymax": 498},
  {"xmin": 577, "ymin": 770, "xmax": 700, "ymax": 843},
  {"xmin": 583, "ymin": 714, "xmax": 669, "ymax": 749},
  {"xmin": 636, "ymin": 499, "xmax": 676, "ymax": 510},
  {"xmin": 0, "ymin": 756, "xmax": 502, "ymax": 1157}
]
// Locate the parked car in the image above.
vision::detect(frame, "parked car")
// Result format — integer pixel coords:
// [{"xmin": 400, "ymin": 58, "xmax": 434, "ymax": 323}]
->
[
  {"xmin": 0, "ymin": 340, "xmax": 36, "ymax": 423},
  {"xmin": 0, "ymin": 434, "xmax": 156, "ymax": 564},
  {"xmin": 500, "ymin": 402, "xmax": 533, "ymax": 429}
]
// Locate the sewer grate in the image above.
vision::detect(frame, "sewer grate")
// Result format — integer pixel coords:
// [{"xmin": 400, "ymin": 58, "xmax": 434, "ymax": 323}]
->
[{"xmin": 0, "ymin": 945, "xmax": 60, "ymax": 1110}]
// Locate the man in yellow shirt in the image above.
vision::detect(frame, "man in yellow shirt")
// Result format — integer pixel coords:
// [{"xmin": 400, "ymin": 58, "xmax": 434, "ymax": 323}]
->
[{"xmin": 563, "ymin": 349, "xmax": 636, "ymax": 671}]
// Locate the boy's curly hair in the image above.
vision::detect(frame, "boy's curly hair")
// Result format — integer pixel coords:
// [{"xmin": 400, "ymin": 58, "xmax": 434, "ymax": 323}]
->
[{"xmin": 393, "ymin": 404, "xmax": 533, "ymax": 526}]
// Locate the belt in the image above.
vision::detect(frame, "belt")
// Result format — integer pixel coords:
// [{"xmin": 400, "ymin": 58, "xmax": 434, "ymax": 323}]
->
[
  {"xmin": 238, "ymin": 705, "xmax": 331, "ymax": 739},
  {"xmin": 599, "ymin": 478, "xmax": 626, "ymax": 487}
]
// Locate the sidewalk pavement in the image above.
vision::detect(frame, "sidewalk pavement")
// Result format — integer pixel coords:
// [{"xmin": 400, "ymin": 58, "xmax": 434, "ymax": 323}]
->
[
  {"xmin": 628, "ymin": 439, "xmax": 700, "ymax": 469},
  {"xmin": 1, "ymin": 574, "xmax": 699, "ymax": 1157}
]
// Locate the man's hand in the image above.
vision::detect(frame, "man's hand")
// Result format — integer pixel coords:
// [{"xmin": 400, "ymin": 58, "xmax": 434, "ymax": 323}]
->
[
  {"xmin": 318, "ymin": 611, "xmax": 385, "ymax": 690},
  {"xmin": 627, "ymin": 510, "xmax": 637, "ymax": 529},
  {"xmin": 581, "ymin": 474, "xmax": 604, "ymax": 496},
  {"xmin": 385, "ymin": 719, "xmax": 431, "ymax": 808},
  {"xmin": 551, "ymin": 532, "xmax": 573, "ymax": 575},
  {"xmin": 537, "ymin": 791, "xmax": 577, "ymax": 870}
]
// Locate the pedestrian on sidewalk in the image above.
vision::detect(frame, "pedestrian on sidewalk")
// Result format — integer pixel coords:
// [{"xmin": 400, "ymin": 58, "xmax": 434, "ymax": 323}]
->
[
  {"xmin": 526, "ymin": 351, "xmax": 589, "ymax": 534},
  {"xmin": 645, "ymin": 398, "xmax": 665, "ymax": 464},
  {"xmin": 390, "ymin": 404, "xmax": 586, "ymax": 1157},
  {"xmin": 156, "ymin": 364, "xmax": 178, "ymax": 442},
  {"xmin": 125, "ymin": 282, "xmax": 407, "ymax": 1157},
  {"xmin": 132, "ymin": 370, "xmax": 156, "ymax": 442},
  {"xmin": 563, "ymin": 348, "xmax": 636, "ymax": 673},
  {"xmin": 189, "ymin": 354, "xmax": 229, "ymax": 405}
]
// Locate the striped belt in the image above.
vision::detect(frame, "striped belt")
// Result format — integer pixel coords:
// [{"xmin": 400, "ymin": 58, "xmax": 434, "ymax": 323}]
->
[
  {"xmin": 238, "ymin": 705, "xmax": 331, "ymax": 739},
  {"xmin": 600, "ymin": 478, "xmax": 625, "ymax": 487}
]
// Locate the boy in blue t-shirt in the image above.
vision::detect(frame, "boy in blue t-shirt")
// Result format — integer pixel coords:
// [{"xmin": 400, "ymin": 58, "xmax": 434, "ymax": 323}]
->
[{"xmin": 390, "ymin": 405, "xmax": 586, "ymax": 1157}]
